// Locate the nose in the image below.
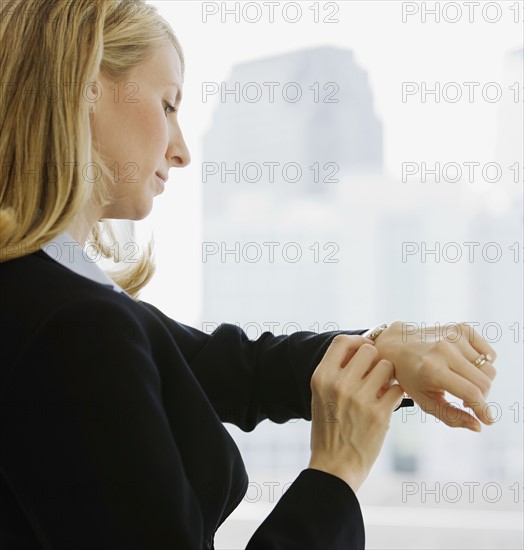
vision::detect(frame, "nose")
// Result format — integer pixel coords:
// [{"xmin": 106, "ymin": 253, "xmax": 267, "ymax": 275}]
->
[{"xmin": 168, "ymin": 120, "xmax": 191, "ymax": 168}]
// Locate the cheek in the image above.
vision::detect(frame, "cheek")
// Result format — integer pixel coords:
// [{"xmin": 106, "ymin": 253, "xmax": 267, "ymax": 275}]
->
[
  {"xmin": 93, "ymin": 99, "xmax": 168, "ymax": 182},
  {"xmin": 137, "ymin": 106, "xmax": 168, "ymax": 168}
]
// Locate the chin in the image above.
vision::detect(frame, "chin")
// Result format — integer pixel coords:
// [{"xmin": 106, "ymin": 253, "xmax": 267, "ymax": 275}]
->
[
  {"xmin": 136, "ymin": 199, "xmax": 155, "ymax": 221},
  {"xmin": 133, "ymin": 207, "xmax": 152, "ymax": 222},
  {"xmin": 106, "ymin": 196, "xmax": 154, "ymax": 221}
]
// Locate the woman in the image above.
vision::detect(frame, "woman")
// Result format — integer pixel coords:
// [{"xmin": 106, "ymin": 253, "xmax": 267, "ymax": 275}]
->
[{"xmin": 0, "ymin": 1, "xmax": 498, "ymax": 548}]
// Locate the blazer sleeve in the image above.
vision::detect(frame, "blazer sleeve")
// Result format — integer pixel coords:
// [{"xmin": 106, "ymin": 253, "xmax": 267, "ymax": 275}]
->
[
  {"xmin": 0, "ymin": 296, "xmax": 208, "ymax": 549},
  {"xmin": 245, "ymin": 468, "xmax": 365, "ymax": 549},
  {"xmin": 138, "ymin": 300, "xmax": 369, "ymax": 432}
]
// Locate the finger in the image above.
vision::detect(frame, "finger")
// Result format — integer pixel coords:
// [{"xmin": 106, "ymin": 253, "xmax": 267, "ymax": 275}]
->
[
  {"xmin": 463, "ymin": 344, "xmax": 496, "ymax": 383},
  {"xmin": 377, "ymin": 377, "xmax": 395, "ymax": 399},
  {"xmin": 343, "ymin": 343, "xmax": 381, "ymax": 381},
  {"xmin": 381, "ymin": 383, "xmax": 407, "ymax": 412},
  {"xmin": 321, "ymin": 335, "xmax": 374, "ymax": 372},
  {"xmin": 418, "ymin": 393, "xmax": 482, "ymax": 432},
  {"xmin": 443, "ymin": 324, "xmax": 497, "ymax": 382},
  {"xmin": 457, "ymin": 322, "xmax": 498, "ymax": 363},
  {"xmin": 362, "ymin": 358, "xmax": 395, "ymax": 395},
  {"xmin": 420, "ymin": 357, "xmax": 495, "ymax": 425},
  {"xmin": 445, "ymin": 342, "xmax": 494, "ymax": 399}
]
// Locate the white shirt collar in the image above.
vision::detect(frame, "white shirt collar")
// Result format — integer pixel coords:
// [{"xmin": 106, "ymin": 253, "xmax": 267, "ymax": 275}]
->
[{"xmin": 40, "ymin": 230, "xmax": 128, "ymax": 296}]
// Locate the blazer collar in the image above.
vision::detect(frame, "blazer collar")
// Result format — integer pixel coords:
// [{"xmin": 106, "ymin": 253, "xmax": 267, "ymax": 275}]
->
[{"xmin": 40, "ymin": 230, "xmax": 128, "ymax": 295}]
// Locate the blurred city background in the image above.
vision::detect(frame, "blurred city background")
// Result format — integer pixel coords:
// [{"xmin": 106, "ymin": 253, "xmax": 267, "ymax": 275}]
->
[{"xmin": 102, "ymin": 2, "xmax": 523, "ymax": 548}]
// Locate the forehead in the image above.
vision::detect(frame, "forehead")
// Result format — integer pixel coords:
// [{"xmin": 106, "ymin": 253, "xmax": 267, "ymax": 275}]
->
[{"xmin": 133, "ymin": 42, "xmax": 183, "ymax": 92}]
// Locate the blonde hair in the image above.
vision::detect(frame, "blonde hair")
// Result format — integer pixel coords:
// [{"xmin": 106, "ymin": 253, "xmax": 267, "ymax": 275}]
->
[{"xmin": 0, "ymin": 0, "xmax": 184, "ymax": 301}]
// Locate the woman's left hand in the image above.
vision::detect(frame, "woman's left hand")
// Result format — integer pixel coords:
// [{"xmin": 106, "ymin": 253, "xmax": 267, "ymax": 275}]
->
[{"xmin": 373, "ymin": 321, "xmax": 498, "ymax": 432}]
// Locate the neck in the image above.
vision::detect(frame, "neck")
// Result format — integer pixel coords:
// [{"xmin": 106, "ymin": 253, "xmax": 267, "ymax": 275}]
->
[{"xmin": 66, "ymin": 202, "xmax": 103, "ymax": 247}]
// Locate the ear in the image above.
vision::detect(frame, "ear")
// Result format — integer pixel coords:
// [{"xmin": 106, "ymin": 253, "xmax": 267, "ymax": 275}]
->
[{"xmin": 87, "ymin": 79, "xmax": 102, "ymax": 109}]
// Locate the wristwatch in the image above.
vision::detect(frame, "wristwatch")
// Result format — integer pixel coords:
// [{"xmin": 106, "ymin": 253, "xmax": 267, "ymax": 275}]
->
[
  {"xmin": 362, "ymin": 323, "xmax": 389, "ymax": 342},
  {"xmin": 362, "ymin": 323, "xmax": 414, "ymax": 411}
]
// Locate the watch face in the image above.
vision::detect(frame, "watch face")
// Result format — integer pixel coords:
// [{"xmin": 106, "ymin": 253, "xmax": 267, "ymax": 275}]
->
[{"xmin": 365, "ymin": 324, "xmax": 387, "ymax": 339}]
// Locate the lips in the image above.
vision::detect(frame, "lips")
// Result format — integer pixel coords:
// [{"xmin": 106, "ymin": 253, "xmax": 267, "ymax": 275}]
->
[{"xmin": 155, "ymin": 172, "xmax": 168, "ymax": 182}]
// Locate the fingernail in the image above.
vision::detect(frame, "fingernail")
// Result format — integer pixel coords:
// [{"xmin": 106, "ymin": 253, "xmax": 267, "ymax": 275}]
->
[
  {"xmin": 469, "ymin": 423, "xmax": 481, "ymax": 432},
  {"xmin": 486, "ymin": 405, "xmax": 496, "ymax": 423}
]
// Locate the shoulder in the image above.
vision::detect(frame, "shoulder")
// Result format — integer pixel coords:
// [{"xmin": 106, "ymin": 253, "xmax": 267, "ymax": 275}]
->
[
  {"xmin": 1, "ymin": 251, "xmax": 154, "ymax": 366},
  {"xmin": 13, "ymin": 292, "xmax": 162, "ymax": 393},
  {"xmin": 1, "ymin": 249, "xmax": 125, "ymax": 314},
  {"xmin": 40, "ymin": 293, "xmax": 145, "ymax": 340}
]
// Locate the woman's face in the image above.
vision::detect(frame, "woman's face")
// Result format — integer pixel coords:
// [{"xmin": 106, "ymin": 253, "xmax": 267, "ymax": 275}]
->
[{"xmin": 91, "ymin": 41, "xmax": 190, "ymax": 220}]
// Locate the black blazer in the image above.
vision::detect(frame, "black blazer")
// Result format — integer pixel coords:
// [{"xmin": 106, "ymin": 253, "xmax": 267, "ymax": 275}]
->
[{"xmin": 0, "ymin": 248, "xmax": 396, "ymax": 549}]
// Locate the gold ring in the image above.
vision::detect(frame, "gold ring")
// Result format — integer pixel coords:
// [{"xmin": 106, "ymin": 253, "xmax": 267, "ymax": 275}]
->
[{"xmin": 472, "ymin": 353, "xmax": 493, "ymax": 368}]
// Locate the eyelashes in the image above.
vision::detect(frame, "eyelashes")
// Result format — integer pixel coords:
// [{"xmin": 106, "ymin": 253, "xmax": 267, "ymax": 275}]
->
[{"xmin": 164, "ymin": 101, "xmax": 178, "ymax": 115}]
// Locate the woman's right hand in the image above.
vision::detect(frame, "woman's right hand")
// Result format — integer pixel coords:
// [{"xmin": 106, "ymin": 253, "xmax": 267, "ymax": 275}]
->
[{"xmin": 308, "ymin": 335, "xmax": 405, "ymax": 493}]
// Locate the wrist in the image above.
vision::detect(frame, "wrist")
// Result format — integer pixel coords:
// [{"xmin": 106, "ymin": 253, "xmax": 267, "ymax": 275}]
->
[
  {"xmin": 366, "ymin": 320, "xmax": 402, "ymax": 351},
  {"xmin": 368, "ymin": 322, "xmax": 412, "ymax": 403}
]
